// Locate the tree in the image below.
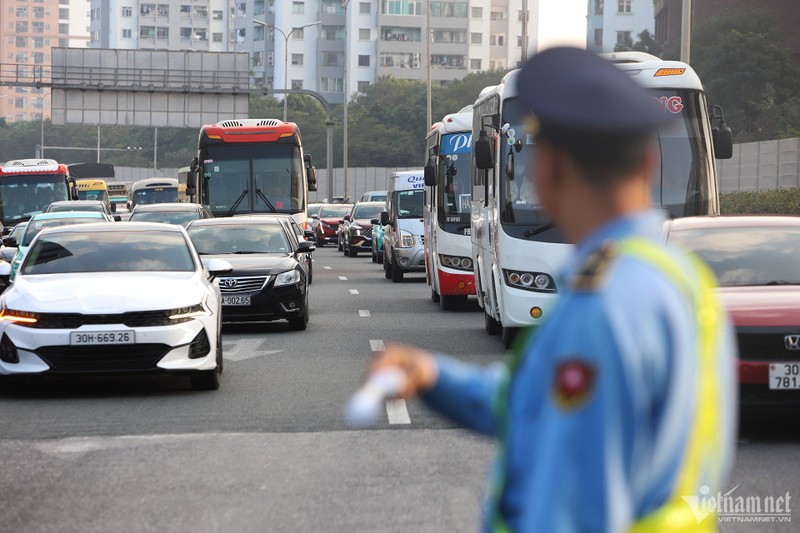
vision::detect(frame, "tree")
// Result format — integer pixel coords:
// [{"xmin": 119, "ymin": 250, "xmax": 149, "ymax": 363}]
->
[
  {"xmin": 614, "ymin": 30, "xmax": 663, "ymax": 57},
  {"xmin": 692, "ymin": 8, "xmax": 800, "ymax": 142}
]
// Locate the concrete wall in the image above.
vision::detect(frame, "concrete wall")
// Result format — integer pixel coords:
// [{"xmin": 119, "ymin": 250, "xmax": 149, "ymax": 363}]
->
[
  {"xmin": 107, "ymin": 166, "xmax": 418, "ymax": 203},
  {"xmin": 718, "ymin": 137, "xmax": 800, "ymax": 193}
]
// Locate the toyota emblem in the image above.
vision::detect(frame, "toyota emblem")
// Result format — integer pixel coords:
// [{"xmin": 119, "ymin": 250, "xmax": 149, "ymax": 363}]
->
[{"xmin": 222, "ymin": 278, "xmax": 238, "ymax": 288}]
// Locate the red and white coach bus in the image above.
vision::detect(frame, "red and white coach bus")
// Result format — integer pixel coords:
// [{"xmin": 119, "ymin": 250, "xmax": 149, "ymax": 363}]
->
[
  {"xmin": 0, "ymin": 159, "xmax": 77, "ymax": 230},
  {"xmin": 187, "ymin": 119, "xmax": 318, "ymax": 225}
]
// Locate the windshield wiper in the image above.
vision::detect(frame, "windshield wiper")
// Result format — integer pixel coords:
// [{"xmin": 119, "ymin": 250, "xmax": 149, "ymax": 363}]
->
[
  {"xmin": 255, "ymin": 189, "xmax": 277, "ymax": 213},
  {"xmin": 230, "ymin": 250, "xmax": 267, "ymax": 254},
  {"xmin": 763, "ymin": 280, "xmax": 799, "ymax": 286},
  {"xmin": 228, "ymin": 190, "xmax": 249, "ymax": 217},
  {"xmin": 524, "ymin": 222, "xmax": 557, "ymax": 238}
]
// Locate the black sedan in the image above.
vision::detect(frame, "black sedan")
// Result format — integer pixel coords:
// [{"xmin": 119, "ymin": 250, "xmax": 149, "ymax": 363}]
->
[{"xmin": 186, "ymin": 217, "xmax": 314, "ymax": 330}]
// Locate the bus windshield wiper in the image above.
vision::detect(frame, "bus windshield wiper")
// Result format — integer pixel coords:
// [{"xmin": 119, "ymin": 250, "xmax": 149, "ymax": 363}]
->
[
  {"xmin": 524, "ymin": 222, "xmax": 557, "ymax": 238},
  {"xmin": 763, "ymin": 280, "xmax": 798, "ymax": 286},
  {"xmin": 255, "ymin": 189, "xmax": 277, "ymax": 213},
  {"xmin": 228, "ymin": 190, "xmax": 249, "ymax": 216}
]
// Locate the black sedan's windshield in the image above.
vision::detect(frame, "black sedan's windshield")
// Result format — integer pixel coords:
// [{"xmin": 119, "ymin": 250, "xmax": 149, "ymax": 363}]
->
[
  {"xmin": 668, "ymin": 226, "xmax": 800, "ymax": 286},
  {"xmin": 22, "ymin": 231, "xmax": 195, "ymax": 274},
  {"xmin": 188, "ymin": 225, "xmax": 291, "ymax": 254}
]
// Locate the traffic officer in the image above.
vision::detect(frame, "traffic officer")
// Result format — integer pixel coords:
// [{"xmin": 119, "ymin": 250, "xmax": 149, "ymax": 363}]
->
[{"xmin": 367, "ymin": 47, "xmax": 737, "ymax": 531}]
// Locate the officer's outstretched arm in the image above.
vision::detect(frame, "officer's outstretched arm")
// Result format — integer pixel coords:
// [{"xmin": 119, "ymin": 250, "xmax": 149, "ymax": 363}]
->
[{"xmin": 369, "ymin": 345, "xmax": 504, "ymax": 436}]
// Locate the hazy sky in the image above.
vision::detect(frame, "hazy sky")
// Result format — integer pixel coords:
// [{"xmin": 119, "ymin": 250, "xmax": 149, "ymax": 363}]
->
[{"xmin": 534, "ymin": 0, "xmax": 589, "ymax": 52}]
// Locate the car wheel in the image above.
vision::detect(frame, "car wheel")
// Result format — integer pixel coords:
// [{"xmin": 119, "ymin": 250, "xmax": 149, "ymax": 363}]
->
[
  {"xmin": 347, "ymin": 244, "xmax": 357, "ymax": 257},
  {"xmin": 191, "ymin": 350, "xmax": 221, "ymax": 391},
  {"xmin": 391, "ymin": 255, "xmax": 404, "ymax": 283},
  {"xmin": 501, "ymin": 326, "xmax": 519, "ymax": 348},
  {"xmin": 316, "ymin": 238, "xmax": 324, "ymax": 247},
  {"xmin": 440, "ymin": 294, "xmax": 466, "ymax": 311},
  {"xmin": 288, "ymin": 300, "xmax": 309, "ymax": 331},
  {"xmin": 431, "ymin": 288, "xmax": 440, "ymax": 303},
  {"xmin": 484, "ymin": 310, "xmax": 501, "ymax": 336},
  {"xmin": 371, "ymin": 250, "xmax": 377, "ymax": 263},
  {"xmin": 383, "ymin": 253, "xmax": 392, "ymax": 279},
  {"xmin": 338, "ymin": 237, "xmax": 343, "ymax": 251},
  {"xmin": 377, "ymin": 251, "xmax": 383, "ymax": 263}
]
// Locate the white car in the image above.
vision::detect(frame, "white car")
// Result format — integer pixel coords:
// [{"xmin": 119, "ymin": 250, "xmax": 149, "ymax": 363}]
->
[{"xmin": 0, "ymin": 222, "xmax": 232, "ymax": 390}]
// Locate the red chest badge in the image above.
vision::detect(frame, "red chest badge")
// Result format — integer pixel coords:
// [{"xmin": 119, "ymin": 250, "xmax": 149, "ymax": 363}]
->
[{"xmin": 553, "ymin": 360, "xmax": 596, "ymax": 410}]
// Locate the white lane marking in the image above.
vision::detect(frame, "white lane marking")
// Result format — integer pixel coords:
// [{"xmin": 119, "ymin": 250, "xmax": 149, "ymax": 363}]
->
[
  {"xmin": 369, "ymin": 339, "xmax": 385, "ymax": 352},
  {"xmin": 359, "ymin": 310, "xmax": 370, "ymax": 317},
  {"xmin": 349, "ymin": 289, "xmax": 359, "ymax": 295},
  {"xmin": 368, "ymin": 338, "xmax": 412, "ymax": 426},
  {"xmin": 386, "ymin": 399, "xmax": 411, "ymax": 425},
  {"xmin": 323, "ymin": 266, "xmax": 332, "ymax": 270},
  {"xmin": 338, "ymin": 276, "xmax": 348, "ymax": 281},
  {"xmin": 224, "ymin": 339, "xmax": 283, "ymax": 361}
]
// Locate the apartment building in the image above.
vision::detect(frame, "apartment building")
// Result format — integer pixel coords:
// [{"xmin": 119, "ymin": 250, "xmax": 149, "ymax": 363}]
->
[
  {"xmin": 587, "ymin": 0, "xmax": 654, "ymax": 53},
  {"xmin": 88, "ymin": 0, "xmax": 234, "ymax": 51},
  {"xmin": 0, "ymin": 0, "xmax": 89, "ymax": 123}
]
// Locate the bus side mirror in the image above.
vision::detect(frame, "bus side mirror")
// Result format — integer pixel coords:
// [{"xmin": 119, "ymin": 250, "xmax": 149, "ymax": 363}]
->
[
  {"xmin": 713, "ymin": 122, "xmax": 733, "ymax": 159},
  {"xmin": 424, "ymin": 160, "xmax": 436, "ymax": 187},
  {"xmin": 474, "ymin": 130, "xmax": 494, "ymax": 170},
  {"xmin": 68, "ymin": 177, "xmax": 79, "ymax": 200},
  {"xmin": 110, "ymin": 202, "xmax": 117, "ymax": 213},
  {"xmin": 304, "ymin": 153, "xmax": 318, "ymax": 191}
]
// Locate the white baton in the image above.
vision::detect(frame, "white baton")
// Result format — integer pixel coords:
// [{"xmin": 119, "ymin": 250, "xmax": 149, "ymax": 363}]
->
[{"xmin": 345, "ymin": 369, "xmax": 408, "ymax": 428}]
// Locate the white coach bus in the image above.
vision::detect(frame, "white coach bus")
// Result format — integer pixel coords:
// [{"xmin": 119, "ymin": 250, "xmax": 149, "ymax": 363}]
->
[{"xmin": 470, "ymin": 52, "xmax": 733, "ymax": 347}]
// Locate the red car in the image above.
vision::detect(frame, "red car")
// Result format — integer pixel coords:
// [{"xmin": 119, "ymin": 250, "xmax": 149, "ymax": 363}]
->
[
  {"xmin": 313, "ymin": 203, "xmax": 353, "ymax": 247},
  {"xmin": 665, "ymin": 215, "xmax": 800, "ymax": 408}
]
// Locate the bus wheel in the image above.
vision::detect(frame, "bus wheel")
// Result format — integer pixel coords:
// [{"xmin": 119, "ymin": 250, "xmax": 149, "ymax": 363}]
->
[
  {"xmin": 431, "ymin": 288, "xmax": 440, "ymax": 303},
  {"xmin": 440, "ymin": 294, "xmax": 466, "ymax": 311},
  {"xmin": 484, "ymin": 310, "xmax": 501, "ymax": 336},
  {"xmin": 502, "ymin": 326, "xmax": 519, "ymax": 348}
]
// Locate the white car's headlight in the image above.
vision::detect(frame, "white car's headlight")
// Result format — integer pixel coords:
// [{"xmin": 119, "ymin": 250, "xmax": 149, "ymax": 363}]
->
[
  {"xmin": 274, "ymin": 269, "xmax": 301, "ymax": 287},
  {"xmin": 168, "ymin": 298, "xmax": 211, "ymax": 322},
  {"xmin": 0, "ymin": 307, "xmax": 40, "ymax": 325},
  {"xmin": 399, "ymin": 230, "xmax": 415, "ymax": 248}
]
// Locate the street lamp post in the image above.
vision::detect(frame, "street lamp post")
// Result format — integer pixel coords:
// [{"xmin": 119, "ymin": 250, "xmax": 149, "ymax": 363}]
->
[{"xmin": 254, "ymin": 19, "xmax": 320, "ymax": 122}]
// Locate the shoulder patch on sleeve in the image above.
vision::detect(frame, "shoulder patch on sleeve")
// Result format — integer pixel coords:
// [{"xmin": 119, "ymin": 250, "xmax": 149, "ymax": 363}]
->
[
  {"xmin": 552, "ymin": 359, "xmax": 596, "ymax": 411},
  {"xmin": 572, "ymin": 240, "xmax": 619, "ymax": 291}
]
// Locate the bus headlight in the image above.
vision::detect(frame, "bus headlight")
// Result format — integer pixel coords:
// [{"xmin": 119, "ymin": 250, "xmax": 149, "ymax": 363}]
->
[
  {"xmin": 503, "ymin": 269, "xmax": 556, "ymax": 293},
  {"xmin": 439, "ymin": 254, "xmax": 473, "ymax": 272}
]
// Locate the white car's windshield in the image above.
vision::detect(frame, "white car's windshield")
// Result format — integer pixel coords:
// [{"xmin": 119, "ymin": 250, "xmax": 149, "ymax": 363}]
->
[{"xmin": 22, "ymin": 230, "xmax": 195, "ymax": 274}]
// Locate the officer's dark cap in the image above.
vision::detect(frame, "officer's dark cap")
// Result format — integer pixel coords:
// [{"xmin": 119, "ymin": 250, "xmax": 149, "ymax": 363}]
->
[{"xmin": 516, "ymin": 47, "xmax": 666, "ymax": 145}]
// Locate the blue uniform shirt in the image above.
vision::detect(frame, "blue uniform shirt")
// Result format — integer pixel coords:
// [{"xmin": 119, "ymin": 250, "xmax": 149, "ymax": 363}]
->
[{"xmin": 422, "ymin": 209, "xmax": 737, "ymax": 532}]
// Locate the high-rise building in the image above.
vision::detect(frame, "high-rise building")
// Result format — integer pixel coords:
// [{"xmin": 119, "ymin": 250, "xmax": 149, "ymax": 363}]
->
[
  {"xmin": 0, "ymin": 0, "xmax": 89, "ymax": 123},
  {"xmin": 88, "ymin": 0, "xmax": 234, "ymax": 51},
  {"xmin": 587, "ymin": 0, "xmax": 654, "ymax": 53}
]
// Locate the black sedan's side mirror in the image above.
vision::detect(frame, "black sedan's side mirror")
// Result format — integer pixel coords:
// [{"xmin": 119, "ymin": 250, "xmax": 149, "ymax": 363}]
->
[{"xmin": 297, "ymin": 240, "xmax": 316, "ymax": 253}]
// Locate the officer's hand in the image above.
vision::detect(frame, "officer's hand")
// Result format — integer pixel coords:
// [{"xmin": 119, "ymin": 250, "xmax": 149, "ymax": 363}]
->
[{"xmin": 369, "ymin": 344, "xmax": 438, "ymax": 398}]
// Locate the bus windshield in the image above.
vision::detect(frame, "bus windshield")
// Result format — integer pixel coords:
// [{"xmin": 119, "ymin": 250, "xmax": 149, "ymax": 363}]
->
[
  {"xmin": 0, "ymin": 174, "xmax": 69, "ymax": 226},
  {"xmin": 499, "ymin": 91, "xmax": 715, "ymax": 227},
  {"xmin": 437, "ymin": 132, "xmax": 473, "ymax": 232},
  {"xmin": 78, "ymin": 189, "xmax": 109, "ymax": 203},
  {"xmin": 499, "ymin": 97, "xmax": 538, "ymax": 226},
  {"xmin": 202, "ymin": 144, "xmax": 304, "ymax": 215},
  {"xmin": 652, "ymin": 89, "xmax": 714, "ymax": 218},
  {"xmin": 133, "ymin": 187, "xmax": 178, "ymax": 205}
]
